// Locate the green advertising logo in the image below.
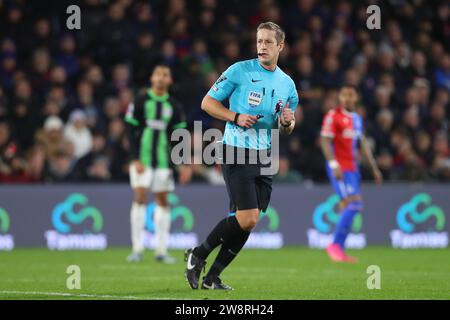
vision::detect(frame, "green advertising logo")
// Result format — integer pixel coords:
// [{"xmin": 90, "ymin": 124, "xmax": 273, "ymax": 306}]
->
[
  {"xmin": 146, "ymin": 193, "xmax": 194, "ymax": 232},
  {"xmin": 0, "ymin": 208, "xmax": 10, "ymax": 234},
  {"xmin": 52, "ymin": 193, "xmax": 103, "ymax": 233},
  {"xmin": 313, "ymin": 194, "xmax": 362, "ymax": 233},
  {"xmin": 258, "ymin": 207, "xmax": 280, "ymax": 232},
  {"xmin": 397, "ymin": 193, "xmax": 445, "ymax": 233}
]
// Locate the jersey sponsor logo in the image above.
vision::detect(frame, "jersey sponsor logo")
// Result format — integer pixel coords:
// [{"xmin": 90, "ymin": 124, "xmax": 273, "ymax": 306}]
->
[
  {"xmin": 215, "ymin": 74, "xmax": 227, "ymax": 85},
  {"xmin": 390, "ymin": 193, "xmax": 448, "ymax": 248},
  {"xmin": 146, "ymin": 119, "xmax": 168, "ymax": 130},
  {"xmin": 0, "ymin": 207, "xmax": 14, "ymax": 250},
  {"xmin": 342, "ymin": 128, "xmax": 357, "ymax": 139},
  {"xmin": 45, "ymin": 193, "xmax": 107, "ymax": 250},
  {"xmin": 251, "ymin": 78, "xmax": 262, "ymax": 82},
  {"xmin": 248, "ymin": 91, "xmax": 263, "ymax": 107}
]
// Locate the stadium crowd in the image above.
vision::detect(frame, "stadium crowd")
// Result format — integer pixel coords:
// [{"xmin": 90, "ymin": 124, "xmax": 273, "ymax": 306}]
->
[{"xmin": 0, "ymin": 0, "xmax": 449, "ymax": 184}]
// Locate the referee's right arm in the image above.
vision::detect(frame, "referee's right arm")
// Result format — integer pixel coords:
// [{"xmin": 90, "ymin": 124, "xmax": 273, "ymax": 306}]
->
[{"xmin": 201, "ymin": 95, "xmax": 235, "ymax": 122}]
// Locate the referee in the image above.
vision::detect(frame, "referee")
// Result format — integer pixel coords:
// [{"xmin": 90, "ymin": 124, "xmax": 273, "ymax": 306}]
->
[{"xmin": 185, "ymin": 22, "xmax": 299, "ymax": 290}]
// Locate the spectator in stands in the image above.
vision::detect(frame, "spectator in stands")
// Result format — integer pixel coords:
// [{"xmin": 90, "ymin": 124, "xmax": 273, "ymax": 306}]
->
[
  {"xmin": 434, "ymin": 54, "xmax": 450, "ymax": 91},
  {"xmin": 372, "ymin": 109, "xmax": 394, "ymax": 156},
  {"xmin": 86, "ymin": 155, "xmax": 112, "ymax": 182},
  {"xmin": 64, "ymin": 110, "xmax": 93, "ymax": 159},
  {"xmin": 56, "ymin": 34, "xmax": 79, "ymax": 80},
  {"xmin": 109, "ymin": 63, "xmax": 131, "ymax": 96},
  {"xmin": 84, "ymin": 65, "xmax": 108, "ymax": 102},
  {"xmin": 47, "ymin": 84, "xmax": 71, "ymax": 121},
  {"xmin": 74, "ymin": 80, "xmax": 99, "ymax": 130},
  {"xmin": 45, "ymin": 150, "xmax": 77, "ymax": 182},
  {"xmin": 0, "ymin": 49, "xmax": 16, "ymax": 91},
  {"xmin": 29, "ymin": 47, "xmax": 51, "ymax": 98},
  {"xmin": 35, "ymin": 116, "xmax": 72, "ymax": 160},
  {"xmin": 10, "ymin": 100, "xmax": 38, "ymax": 150},
  {"xmin": 414, "ymin": 130, "xmax": 433, "ymax": 167},
  {"xmin": 431, "ymin": 132, "xmax": 450, "ymax": 181},
  {"xmin": 105, "ymin": 117, "xmax": 128, "ymax": 180},
  {"xmin": 0, "ymin": 120, "xmax": 21, "ymax": 181},
  {"xmin": 24, "ymin": 145, "xmax": 46, "ymax": 182}
]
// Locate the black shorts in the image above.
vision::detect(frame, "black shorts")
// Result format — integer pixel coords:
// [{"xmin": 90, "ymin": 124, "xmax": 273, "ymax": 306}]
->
[{"xmin": 221, "ymin": 144, "xmax": 273, "ymax": 213}]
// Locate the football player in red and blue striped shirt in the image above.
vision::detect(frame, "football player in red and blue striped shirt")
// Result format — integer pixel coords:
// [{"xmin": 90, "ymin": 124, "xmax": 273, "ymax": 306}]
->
[{"xmin": 320, "ymin": 85, "xmax": 383, "ymax": 263}]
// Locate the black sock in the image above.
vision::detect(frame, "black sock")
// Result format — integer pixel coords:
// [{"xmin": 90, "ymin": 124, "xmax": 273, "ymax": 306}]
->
[
  {"xmin": 193, "ymin": 216, "xmax": 229, "ymax": 260},
  {"xmin": 205, "ymin": 217, "xmax": 250, "ymax": 279},
  {"xmin": 193, "ymin": 215, "xmax": 246, "ymax": 260}
]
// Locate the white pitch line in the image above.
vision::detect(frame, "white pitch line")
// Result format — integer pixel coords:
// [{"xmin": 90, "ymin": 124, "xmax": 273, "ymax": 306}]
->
[{"xmin": 0, "ymin": 290, "xmax": 192, "ymax": 300}]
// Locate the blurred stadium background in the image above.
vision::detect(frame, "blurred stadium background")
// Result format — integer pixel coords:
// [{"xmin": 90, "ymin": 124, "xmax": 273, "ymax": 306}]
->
[
  {"xmin": 0, "ymin": 0, "xmax": 449, "ymax": 183},
  {"xmin": 0, "ymin": 0, "xmax": 449, "ymax": 299}
]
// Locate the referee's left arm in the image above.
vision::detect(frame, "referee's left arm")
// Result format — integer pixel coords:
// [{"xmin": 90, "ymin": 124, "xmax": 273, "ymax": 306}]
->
[
  {"xmin": 278, "ymin": 85, "xmax": 299, "ymax": 135},
  {"xmin": 278, "ymin": 103, "xmax": 295, "ymax": 135}
]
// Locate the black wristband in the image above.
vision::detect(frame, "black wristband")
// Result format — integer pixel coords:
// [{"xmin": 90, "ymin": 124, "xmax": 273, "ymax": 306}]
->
[{"xmin": 233, "ymin": 113, "xmax": 240, "ymax": 125}]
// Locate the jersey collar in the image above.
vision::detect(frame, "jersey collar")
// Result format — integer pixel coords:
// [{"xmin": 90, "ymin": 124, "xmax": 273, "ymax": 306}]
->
[
  {"xmin": 256, "ymin": 59, "xmax": 278, "ymax": 73},
  {"xmin": 337, "ymin": 105, "xmax": 353, "ymax": 116},
  {"xmin": 148, "ymin": 89, "xmax": 169, "ymax": 102}
]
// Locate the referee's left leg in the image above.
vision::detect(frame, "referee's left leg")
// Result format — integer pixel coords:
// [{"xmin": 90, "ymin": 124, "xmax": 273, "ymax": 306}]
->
[
  {"xmin": 235, "ymin": 209, "xmax": 259, "ymax": 230},
  {"xmin": 184, "ymin": 207, "xmax": 256, "ymax": 290}
]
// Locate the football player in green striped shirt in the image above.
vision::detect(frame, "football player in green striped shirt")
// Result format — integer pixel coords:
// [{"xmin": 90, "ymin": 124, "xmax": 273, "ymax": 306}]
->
[{"xmin": 124, "ymin": 64, "xmax": 187, "ymax": 264}]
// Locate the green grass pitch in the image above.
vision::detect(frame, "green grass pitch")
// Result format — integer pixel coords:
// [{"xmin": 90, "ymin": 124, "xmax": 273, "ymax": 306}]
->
[{"xmin": 0, "ymin": 247, "xmax": 449, "ymax": 300}]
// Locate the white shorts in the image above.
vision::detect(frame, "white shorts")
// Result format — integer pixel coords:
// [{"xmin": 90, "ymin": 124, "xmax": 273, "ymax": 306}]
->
[{"xmin": 129, "ymin": 163, "xmax": 175, "ymax": 192}]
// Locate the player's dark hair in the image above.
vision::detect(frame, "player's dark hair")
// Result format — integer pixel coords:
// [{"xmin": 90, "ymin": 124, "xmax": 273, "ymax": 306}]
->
[
  {"xmin": 152, "ymin": 63, "xmax": 171, "ymax": 74},
  {"xmin": 341, "ymin": 84, "xmax": 359, "ymax": 95}
]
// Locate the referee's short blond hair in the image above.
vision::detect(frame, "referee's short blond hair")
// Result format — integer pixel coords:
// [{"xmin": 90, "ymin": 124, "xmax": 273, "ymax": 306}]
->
[{"xmin": 257, "ymin": 22, "xmax": 285, "ymax": 45}]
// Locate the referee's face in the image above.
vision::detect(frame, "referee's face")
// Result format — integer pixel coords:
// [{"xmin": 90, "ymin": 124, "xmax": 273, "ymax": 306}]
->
[
  {"xmin": 150, "ymin": 66, "xmax": 172, "ymax": 92},
  {"xmin": 257, "ymin": 29, "xmax": 283, "ymax": 67}
]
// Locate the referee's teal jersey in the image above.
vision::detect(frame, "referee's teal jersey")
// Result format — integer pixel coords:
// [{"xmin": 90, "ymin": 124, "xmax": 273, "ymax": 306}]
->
[{"xmin": 207, "ymin": 58, "xmax": 299, "ymax": 150}]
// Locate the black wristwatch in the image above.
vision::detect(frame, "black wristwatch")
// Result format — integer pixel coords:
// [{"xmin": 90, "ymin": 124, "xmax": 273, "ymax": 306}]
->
[{"xmin": 233, "ymin": 113, "xmax": 241, "ymax": 125}]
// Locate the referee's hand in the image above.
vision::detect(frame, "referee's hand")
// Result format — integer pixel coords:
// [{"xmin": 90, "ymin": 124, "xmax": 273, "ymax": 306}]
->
[
  {"xmin": 236, "ymin": 114, "xmax": 258, "ymax": 128},
  {"xmin": 280, "ymin": 102, "xmax": 294, "ymax": 126}
]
